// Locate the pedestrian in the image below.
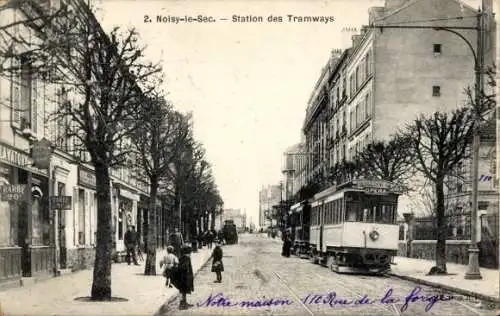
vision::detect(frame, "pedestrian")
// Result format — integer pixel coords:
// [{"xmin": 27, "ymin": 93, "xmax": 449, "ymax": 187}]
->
[
  {"xmin": 124, "ymin": 225, "xmax": 139, "ymax": 265},
  {"xmin": 207, "ymin": 230, "xmax": 214, "ymax": 249},
  {"xmin": 160, "ymin": 246, "xmax": 179, "ymax": 288},
  {"xmin": 169, "ymin": 231, "xmax": 182, "ymax": 258},
  {"xmin": 282, "ymin": 231, "xmax": 292, "ymax": 258},
  {"xmin": 211, "ymin": 242, "xmax": 224, "ymax": 283},
  {"xmin": 172, "ymin": 245, "xmax": 194, "ymax": 310}
]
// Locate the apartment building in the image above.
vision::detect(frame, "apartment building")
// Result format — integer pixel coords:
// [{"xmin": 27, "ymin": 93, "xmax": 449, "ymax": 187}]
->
[
  {"xmin": 0, "ymin": 0, "xmax": 151, "ymax": 287},
  {"xmin": 304, "ymin": 0, "xmax": 492, "ymax": 182},
  {"xmin": 282, "ymin": 142, "xmax": 308, "ymax": 200},
  {"xmin": 258, "ymin": 184, "xmax": 281, "ymax": 227}
]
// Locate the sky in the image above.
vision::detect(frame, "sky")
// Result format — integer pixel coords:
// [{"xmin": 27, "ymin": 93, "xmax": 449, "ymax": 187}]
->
[{"xmin": 91, "ymin": 0, "xmax": 481, "ymax": 227}]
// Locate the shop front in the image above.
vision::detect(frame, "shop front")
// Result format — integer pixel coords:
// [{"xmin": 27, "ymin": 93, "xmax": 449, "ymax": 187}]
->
[
  {"xmin": 0, "ymin": 143, "xmax": 50, "ymax": 287},
  {"xmin": 112, "ymin": 183, "xmax": 139, "ymax": 252},
  {"xmin": 68, "ymin": 165, "xmax": 97, "ymax": 270}
]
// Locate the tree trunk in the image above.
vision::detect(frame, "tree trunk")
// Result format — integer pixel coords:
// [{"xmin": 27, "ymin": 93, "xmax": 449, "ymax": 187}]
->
[
  {"xmin": 90, "ymin": 162, "xmax": 113, "ymax": 300},
  {"xmin": 433, "ymin": 178, "xmax": 447, "ymax": 273},
  {"xmin": 144, "ymin": 178, "xmax": 158, "ymax": 275},
  {"xmin": 210, "ymin": 208, "xmax": 215, "ymax": 230},
  {"xmin": 203, "ymin": 212, "xmax": 209, "ymax": 231}
]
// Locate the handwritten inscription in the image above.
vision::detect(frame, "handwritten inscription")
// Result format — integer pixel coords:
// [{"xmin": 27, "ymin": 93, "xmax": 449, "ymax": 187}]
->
[
  {"xmin": 197, "ymin": 287, "xmax": 454, "ymax": 312},
  {"xmin": 198, "ymin": 293, "xmax": 293, "ymax": 308}
]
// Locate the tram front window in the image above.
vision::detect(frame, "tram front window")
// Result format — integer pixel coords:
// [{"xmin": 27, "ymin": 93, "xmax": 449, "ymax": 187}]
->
[{"xmin": 352, "ymin": 204, "xmax": 395, "ymax": 223}]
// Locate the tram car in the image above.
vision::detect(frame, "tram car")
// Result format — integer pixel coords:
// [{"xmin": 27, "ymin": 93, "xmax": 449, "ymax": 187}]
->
[
  {"xmin": 289, "ymin": 200, "xmax": 311, "ymax": 257},
  {"xmin": 222, "ymin": 220, "xmax": 238, "ymax": 244},
  {"xmin": 309, "ymin": 179, "xmax": 404, "ymax": 274}
]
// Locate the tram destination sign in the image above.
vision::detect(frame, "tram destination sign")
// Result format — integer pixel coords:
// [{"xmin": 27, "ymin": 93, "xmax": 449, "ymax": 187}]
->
[
  {"xmin": 1, "ymin": 184, "xmax": 27, "ymax": 202},
  {"xmin": 353, "ymin": 180, "xmax": 404, "ymax": 194}
]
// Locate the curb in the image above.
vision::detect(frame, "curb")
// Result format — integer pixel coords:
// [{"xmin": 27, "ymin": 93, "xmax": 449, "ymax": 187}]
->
[
  {"xmin": 388, "ymin": 272, "xmax": 500, "ymax": 304},
  {"xmin": 153, "ymin": 251, "xmax": 213, "ymax": 316}
]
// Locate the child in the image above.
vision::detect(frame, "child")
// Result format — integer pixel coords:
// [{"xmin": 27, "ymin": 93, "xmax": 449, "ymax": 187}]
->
[
  {"xmin": 211, "ymin": 242, "xmax": 224, "ymax": 283},
  {"xmin": 160, "ymin": 246, "xmax": 179, "ymax": 288}
]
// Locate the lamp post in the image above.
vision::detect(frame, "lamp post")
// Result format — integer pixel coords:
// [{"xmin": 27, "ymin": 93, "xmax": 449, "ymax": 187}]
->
[{"xmin": 371, "ymin": 8, "xmax": 486, "ymax": 279}]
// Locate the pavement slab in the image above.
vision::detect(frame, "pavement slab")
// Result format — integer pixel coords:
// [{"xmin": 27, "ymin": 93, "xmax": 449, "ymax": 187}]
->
[{"xmin": 0, "ymin": 247, "xmax": 213, "ymax": 316}]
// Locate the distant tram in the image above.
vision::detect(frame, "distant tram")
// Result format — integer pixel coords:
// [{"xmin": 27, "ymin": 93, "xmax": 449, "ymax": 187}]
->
[
  {"xmin": 287, "ymin": 179, "xmax": 404, "ymax": 274},
  {"xmin": 222, "ymin": 220, "xmax": 238, "ymax": 244}
]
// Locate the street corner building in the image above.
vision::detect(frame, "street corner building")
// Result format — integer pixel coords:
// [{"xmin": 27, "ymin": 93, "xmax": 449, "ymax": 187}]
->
[{"xmin": 0, "ymin": 0, "xmax": 155, "ymax": 288}]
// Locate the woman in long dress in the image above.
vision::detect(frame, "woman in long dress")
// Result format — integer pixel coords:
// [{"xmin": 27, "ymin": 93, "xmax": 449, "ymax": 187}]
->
[
  {"xmin": 211, "ymin": 242, "xmax": 224, "ymax": 283},
  {"xmin": 172, "ymin": 245, "xmax": 194, "ymax": 310}
]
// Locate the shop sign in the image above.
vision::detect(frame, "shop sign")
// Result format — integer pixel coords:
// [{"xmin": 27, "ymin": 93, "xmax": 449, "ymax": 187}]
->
[
  {"xmin": 78, "ymin": 166, "xmax": 96, "ymax": 189},
  {"xmin": 1, "ymin": 184, "xmax": 27, "ymax": 202},
  {"xmin": 31, "ymin": 138, "xmax": 52, "ymax": 170},
  {"xmin": 50, "ymin": 196, "xmax": 72, "ymax": 210},
  {"xmin": 0, "ymin": 144, "xmax": 47, "ymax": 176}
]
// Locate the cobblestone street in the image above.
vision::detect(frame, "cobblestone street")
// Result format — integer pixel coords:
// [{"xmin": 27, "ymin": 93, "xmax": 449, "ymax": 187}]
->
[{"xmin": 162, "ymin": 234, "xmax": 495, "ymax": 316}]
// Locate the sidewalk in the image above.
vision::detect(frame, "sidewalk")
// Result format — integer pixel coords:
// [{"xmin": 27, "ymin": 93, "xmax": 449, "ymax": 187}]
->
[
  {"xmin": 0, "ymin": 247, "xmax": 213, "ymax": 316},
  {"xmin": 389, "ymin": 256, "xmax": 499, "ymax": 303}
]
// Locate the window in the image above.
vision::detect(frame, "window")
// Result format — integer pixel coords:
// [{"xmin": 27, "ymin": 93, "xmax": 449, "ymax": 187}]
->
[
  {"xmin": 12, "ymin": 56, "xmax": 35, "ymax": 131},
  {"xmin": 78, "ymin": 189, "xmax": 85, "ymax": 245},
  {"xmin": 433, "ymin": 44, "xmax": 442, "ymax": 54},
  {"xmin": 55, "ymin": 89, "xmax": 71, "ymax": 151},
  {"xmin": 432, "ymin": 85, "xmax": 441, "ymax": 97},
  {"xmin": 349, "ymin": 75, "xmax": 355, "ymax": 96},
  {"xmin": 365, "ymin": 94, "xmax": 371, "ymax": 117},
  {"xmin": 365, "ymin": 51, "xmax": 371, "ymax": 76},
  {"xmin": 355, "ymin": 66, "xmax": 360, "ymax": 90},
  {"xmin": 350, "ymin": 110, "xmax": 354, "ymax": 131}
]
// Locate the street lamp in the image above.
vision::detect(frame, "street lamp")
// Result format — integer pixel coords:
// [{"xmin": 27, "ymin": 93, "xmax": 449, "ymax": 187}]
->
[{"xmin": 371, "ymin": 9, "xmax": 486, "ymax": 280}]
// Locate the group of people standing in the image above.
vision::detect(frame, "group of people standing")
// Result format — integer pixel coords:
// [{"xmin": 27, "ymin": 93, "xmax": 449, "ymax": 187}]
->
[{"xmin": 160, "ymin": 239, "xmax": 225, "ymax": 310}]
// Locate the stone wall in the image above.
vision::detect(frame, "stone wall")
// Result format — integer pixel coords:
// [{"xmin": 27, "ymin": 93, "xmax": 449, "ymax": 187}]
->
[
  {"xmin": 67, "ymin": 247, "xmax": 95, "ymax": 271},
  {"xmin": 397, "ymin": 240, "xmax": 470, "ymax": 265}
]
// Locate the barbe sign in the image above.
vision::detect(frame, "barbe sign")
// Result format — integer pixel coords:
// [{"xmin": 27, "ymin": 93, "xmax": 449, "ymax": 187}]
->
[{"xmin": 1, "ymin": 184, "xmax": 27, "ymax": 202}]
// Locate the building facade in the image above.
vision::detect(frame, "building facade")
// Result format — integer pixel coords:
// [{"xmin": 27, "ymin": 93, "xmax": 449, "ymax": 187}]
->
[
  {"xmin": 258, "ymin": 184, "xmax": 281, "ymax": 227},
  {"xmin": 304, "ymin": 0, "xmax": 488, "ymax": 185},
  {"xmin": 0, "ymin": 0, "xmax": 151, "ymax": 287},
  {"xmin": 282, "ymin": 142, "xmax": 308, "ymax": 200}
]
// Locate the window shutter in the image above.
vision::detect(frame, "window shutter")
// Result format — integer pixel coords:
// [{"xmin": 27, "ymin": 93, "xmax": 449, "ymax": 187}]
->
[
  {"xmin": 31, "ymin": 78, "xmax": 38, "ymax": 133},
  {"xmin": 11, "ymin": 58, "xmax": 21, "ymax": 126},
  {"xmin": 73, "ymin": 187, "xmax": 78, "ymax": 245}
]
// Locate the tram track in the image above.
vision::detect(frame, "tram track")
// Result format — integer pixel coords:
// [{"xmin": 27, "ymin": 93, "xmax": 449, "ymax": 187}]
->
[
  {"xmin": 309, "ymin": 269, "xmax": 399, "ymax": 315},
  {"xmin": 282, "ymin": 254, "xmax": 489, "ymax": 316}
]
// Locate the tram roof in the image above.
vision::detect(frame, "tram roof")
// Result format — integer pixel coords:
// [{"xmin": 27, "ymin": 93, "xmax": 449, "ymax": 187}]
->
[{"xmin": 313, "ymin": 178, "xmax": 404, "ymax": 200}]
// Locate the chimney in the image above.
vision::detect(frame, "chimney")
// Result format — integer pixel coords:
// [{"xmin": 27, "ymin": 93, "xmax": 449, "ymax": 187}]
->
[
  {"xmin": 352, "ymin": 35, "xmax": 362, "ymax": 47},
  {"xmin": 384, "ymin": 0, "xmax": 407, "ymax": 9},
  {"xmin": 368, "ymin": 7, "xmax": 385, "ymax": 25}
]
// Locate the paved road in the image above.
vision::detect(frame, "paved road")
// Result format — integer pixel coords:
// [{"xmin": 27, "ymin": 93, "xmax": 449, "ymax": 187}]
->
[{"xmin": 160, "ymin": 234, "xmax": 495, "ymax": 316}]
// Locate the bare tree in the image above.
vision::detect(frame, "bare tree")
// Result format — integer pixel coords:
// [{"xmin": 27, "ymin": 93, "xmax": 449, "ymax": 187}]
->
[
  {"xmin": 0, "ymin": 0, "xmax": 69, "ymax": 75},
  {"xmin": 405, "ymin": 107, "xmax": 473, "ymax": 274},
  {"xmin": 132, "ymin": 95, "xmax": 190, "ymax": 275},
  {"xmin": 34, "ymin": 2, "xmax": 163, "ymax": 299},
  {"xmin": 356, "ymin": 135, "xmax": 415, "ymax": 187},
  {"xmin": 327, "ymin": 159, "xmax": 363, "ymax": 185}
]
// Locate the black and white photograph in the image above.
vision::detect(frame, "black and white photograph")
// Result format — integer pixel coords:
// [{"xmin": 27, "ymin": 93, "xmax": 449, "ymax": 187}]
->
[{"xmin": 0, "ymin": 0, "xmax": 498, "ymax": 315}]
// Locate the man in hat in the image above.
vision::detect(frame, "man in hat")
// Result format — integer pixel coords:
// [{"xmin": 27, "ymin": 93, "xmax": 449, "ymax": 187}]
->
[{"xmin": 124, "ymin": 225, "xmax": 139, "ymax": 266}]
